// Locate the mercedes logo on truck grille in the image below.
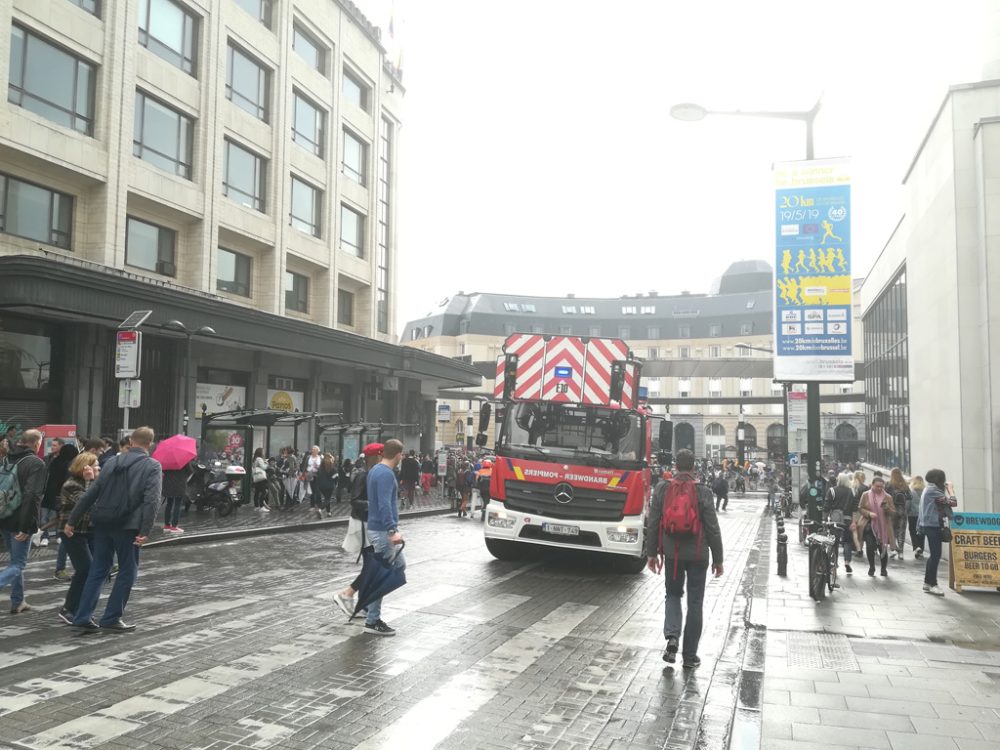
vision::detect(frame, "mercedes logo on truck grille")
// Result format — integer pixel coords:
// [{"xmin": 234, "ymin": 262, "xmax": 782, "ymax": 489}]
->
[{"xmin": 553, "ymin": 483, "xmax": 574, "ymax": 504}]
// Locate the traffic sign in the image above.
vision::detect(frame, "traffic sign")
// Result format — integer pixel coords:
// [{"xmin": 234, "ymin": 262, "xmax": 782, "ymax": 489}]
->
[{"xmin": 118, "ymin": 379, "xmax": 141, "ymax": 408}]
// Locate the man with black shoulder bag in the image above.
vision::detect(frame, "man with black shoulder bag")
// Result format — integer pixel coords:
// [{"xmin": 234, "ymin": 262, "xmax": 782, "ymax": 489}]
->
[{"xmin": 64, "ymin": 426, "xmax": 162, "ymax": 632}]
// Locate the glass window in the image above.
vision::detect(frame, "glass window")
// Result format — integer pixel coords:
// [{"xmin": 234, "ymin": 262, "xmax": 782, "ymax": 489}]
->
[
  {"xmin": 562, "ymin": 305, "xmax": 577, "ymax": 314},
  {"xmin": 709, "ymin": 324, "xmax": 722, "ymax": 337},
  {"xmin": 647, "ymin": 347, "xmax": 659, "ymax": 360},
  {"xmin": 133, "ymin": 90, "xmax": 193, "ymax": 178},
  {"xmin": 292, "ymin": 24, "xmax": 325, "ymax": 73},
  {"xmin": 233, "ymin": 0, "xmax": 271, "ymax": 27},
  {"xmin": 290, "ymin": 176, "xmax": 321, "ymax": 237},
  {"xmin": 217, "ymin": 247, "xmax": 251, "ymax": 297},
  {"xmin": 589, "ymin": 326, "xmax": 601, "ymax": 337},
  {"xmin": 8, "ymin": 26, "xmax": 96, "ymax": 135},
  {"xmin": 69, "ymin": 0, "xmax": 100, "ymax": 15},
  {"xmin": 223, "ymin": 139, "xmax": 266, "ymax": 212},
  {"xmin": 864, "ymin": 267, "xmax": 909, "ymax": 471},
  {"xmin": 678, "ymin": 346, "xmax": 690, "ymax": 358},
  {"xmin": 138, "ymin": 0, "xmax": 198, "ymax": 75},
  {"xmin": 338, "ymin": 289, "xmax": 354, "ymax": 326},
  {"xmin": 559, "ymin": 325, "xmax": 572, "ymax": 335},
  {"xmin": 619, "ymin": 326, "xmax": 631, "ymax": 339},
  {"xmin": 0, "ymin": 173, "xmax": 73, "ymax": 249},
  {"xmin": 678, "ymin": 325, "xmax": 691, "ymax": 338},
  {"xmin": 125, "ymin": 216, "xmax": 175, "ymax": 275},
  {"xmin": 647, "ymin": 326, "xmax": 660, "ymax": 339},
  {"xmin": 292, "ymin": 91, "xmax": 324, "ymax": 157},
  {"xmin": 343, "ymin": 70, "xmax": 369, "ymax": 111},
  {"xmin": 739, "ymin": 378, "xmax": 753, "ymax": 397},
  {"xmin": 622, "ymin": 305, "xmax": 637, "ymax": 315},
  {"xmin": 226, "ymin": 43, "xmax": 269, "ymax": 121},
  {"xmin": 285, "ymin": 269, "xmax": 308, "ymax": 313},
  {"xmin": 503, "ymin": 302, "xmax": 518, "ymax": 312},
  {"xmin": 376, "ymin": 116, "xmax": 392, "ymax": 333},
  {"xmin": 0, "ymin": 317, "xmax": 53, "ymax": 390},
  {"xmin": 640, "ymin": 305, "xmax": 656, "ymax": 314},
  {"xmin": 741, "ymin": 322, "xmax": 754, "ymax": 335},
  {"xmin": 709, "ymin": 378, "xmax": 722, "ymax": 395},
  {"xmin": 340, "ymin": 204, "xmax": 364, "ymax": 257},
  {"xmin": 678, "ymin": 379, "xmax": 691, "ymax": 396},
  {"xmin": 503, "ymin": 323, "xmax": 515, "ymax": 336},
  {"xmin": 342, "ymin": 128, "xmax": 367, "ymax": 185},
  {"xmin": 709, "ymin": 345, "xmax": 721, "ymax": 358}
]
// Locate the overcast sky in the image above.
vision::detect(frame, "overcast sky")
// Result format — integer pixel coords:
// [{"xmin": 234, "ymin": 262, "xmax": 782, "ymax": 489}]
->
[{"xmin": 358, "ymin": 0, "xmax": 985, "ymax": 333}]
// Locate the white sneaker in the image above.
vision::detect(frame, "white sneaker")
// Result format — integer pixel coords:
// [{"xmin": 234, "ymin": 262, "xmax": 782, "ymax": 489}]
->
[
  {"xmin": 334, "ymin": 592, "xmax": 355, "ymax": 618},
  {"xmin": 39, "ymin": 537, "xmax": 49, "ymax": 547},
  {"xmin": 925, "ymin": 585, "xmax": 945, "ymax": 597},
  {"xmin": 260, "ymin": 506, "xmax": 270, "ymax": 513}
]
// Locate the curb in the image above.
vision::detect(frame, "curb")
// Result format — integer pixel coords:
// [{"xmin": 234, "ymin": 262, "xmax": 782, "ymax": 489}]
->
[{"xmin": 143, "ymin": 505, "xmax": 458, "ymax": 549}]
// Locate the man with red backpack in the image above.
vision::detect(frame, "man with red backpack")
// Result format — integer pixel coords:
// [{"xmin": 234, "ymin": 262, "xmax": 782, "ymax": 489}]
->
[{"xmin": 645, "ymin": 449, "xmax": 724, "ymax": 669}]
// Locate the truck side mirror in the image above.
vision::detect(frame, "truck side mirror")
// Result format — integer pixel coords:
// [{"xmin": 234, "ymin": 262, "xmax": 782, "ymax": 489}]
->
[
  {"xmin": 609, "ymin": 361, "xmax": 625, "ymax": 402},
  {"xmin": 502, "ymin": 353, "xmax": 519, "ymax": 401},
  {"xmin": 478, "ymin": 402, "xmax": 492, "ymax": 433},
  {"xmin": 659, "ymin": 420, "xmax": 673, "ymax": 452}
]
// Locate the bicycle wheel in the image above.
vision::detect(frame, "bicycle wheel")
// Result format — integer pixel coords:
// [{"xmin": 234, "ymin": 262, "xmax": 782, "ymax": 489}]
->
[{"xmin": 808, "ymin": 543, "xmax": 827, "ymax": 602}]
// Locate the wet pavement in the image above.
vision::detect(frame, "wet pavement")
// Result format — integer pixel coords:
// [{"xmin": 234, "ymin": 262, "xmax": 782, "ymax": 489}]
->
[
  {"xmin": 0, "ymin": 496, "xmax": 769, "ymax": 750},
  {"xmin": 760, "ymin": 509, "xmax": 1000, "ymax": 749}
]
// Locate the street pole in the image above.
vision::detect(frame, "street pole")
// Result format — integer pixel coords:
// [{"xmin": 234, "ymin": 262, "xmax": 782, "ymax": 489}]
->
[
  {"xmin": 803, "ymin": 112, "xmax": 822, "ymax": 484},
  {"xmin": 183, "ymin": 334, "xmax": 191, "ymax": 436}
]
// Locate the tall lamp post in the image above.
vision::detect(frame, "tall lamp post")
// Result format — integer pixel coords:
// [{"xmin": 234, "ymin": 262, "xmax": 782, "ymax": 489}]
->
[
  {"xmin": 672, "ymin": 99, "xmax": 823, "ymax": 484},
  {"xmin": 164, "ymin": 321, "xmax": 216, "ymax": 435}
]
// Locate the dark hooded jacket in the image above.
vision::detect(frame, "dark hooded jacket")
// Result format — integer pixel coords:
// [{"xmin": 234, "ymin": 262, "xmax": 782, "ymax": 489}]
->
[
  {"xmin": 0, "ymin": 446, "xmax": 46, "ymax": 534},
  {"xmin": 42, "ymin": 445, "xmax": 78, "ymax": 510}
]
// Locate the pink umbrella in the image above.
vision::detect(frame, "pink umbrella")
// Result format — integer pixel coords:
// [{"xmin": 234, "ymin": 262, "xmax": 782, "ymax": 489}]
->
[{"xmin": 152, "ymin": 434, "xmax": 197, "ymax": 471}]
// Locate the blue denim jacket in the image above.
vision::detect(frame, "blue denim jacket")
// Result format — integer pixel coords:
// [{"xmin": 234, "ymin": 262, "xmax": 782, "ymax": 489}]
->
[{"xmin": 366, "ymin": 463, "xmax": 399, "ymax": 531}]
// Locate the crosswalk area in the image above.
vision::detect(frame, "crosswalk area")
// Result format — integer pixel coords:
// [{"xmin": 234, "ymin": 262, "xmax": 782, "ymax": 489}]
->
[{"xmin": 0, "ymin": 500, "xmax": 768, "ymax": 750}]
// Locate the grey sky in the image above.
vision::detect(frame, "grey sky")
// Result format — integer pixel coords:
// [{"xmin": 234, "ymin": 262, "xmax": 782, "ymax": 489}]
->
[{"xmin": 358, "ymin": 0, "xmax": 983, "ymax": 331}]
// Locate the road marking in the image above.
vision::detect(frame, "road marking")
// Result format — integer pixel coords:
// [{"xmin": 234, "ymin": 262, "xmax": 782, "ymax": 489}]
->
[{"xmin": 352, "ymin": 601, "xmax": 599, "ymax": 750}]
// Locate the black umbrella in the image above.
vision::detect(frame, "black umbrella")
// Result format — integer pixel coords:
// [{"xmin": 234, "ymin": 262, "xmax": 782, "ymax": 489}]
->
[{"xmin": 351, "ymin": 541, "xmax": 407, "ymax": 619}]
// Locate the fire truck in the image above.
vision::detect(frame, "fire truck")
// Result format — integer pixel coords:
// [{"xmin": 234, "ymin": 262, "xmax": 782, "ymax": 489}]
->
[{"xmin": 476, "ymin": 334, "xmax": 670, "ymax": 573}]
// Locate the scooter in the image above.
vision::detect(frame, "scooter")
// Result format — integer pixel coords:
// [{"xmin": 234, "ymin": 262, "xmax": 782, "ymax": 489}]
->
[{"xmin": 187, "ymin": 462, "xmax": 247, "ymax": 516}]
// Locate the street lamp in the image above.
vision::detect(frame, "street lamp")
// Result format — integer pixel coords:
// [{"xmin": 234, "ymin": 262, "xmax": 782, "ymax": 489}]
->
[
  {"xmin": 674, "ymin": 99, "xmax": 823, "ymax": 484},
  {"xmin": 164, "ymin": 320, "xmax": 216, "ymax": 435}
]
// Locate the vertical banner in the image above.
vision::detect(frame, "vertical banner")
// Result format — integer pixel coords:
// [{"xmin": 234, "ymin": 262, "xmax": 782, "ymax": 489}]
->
[{"xmin": 774, "ymin": 158, "xmax": 853, "ymax": 382}]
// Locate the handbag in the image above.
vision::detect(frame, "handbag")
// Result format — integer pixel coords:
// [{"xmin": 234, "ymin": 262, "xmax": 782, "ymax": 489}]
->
[{"xmin": 941, "ymin": 524, "xmax": 953, "ymax": 543}]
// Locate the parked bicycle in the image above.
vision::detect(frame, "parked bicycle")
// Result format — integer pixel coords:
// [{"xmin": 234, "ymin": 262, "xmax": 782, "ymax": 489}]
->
[{"xmin": 807, "ymin": 509, "xmax": 845, "ymax": 602}]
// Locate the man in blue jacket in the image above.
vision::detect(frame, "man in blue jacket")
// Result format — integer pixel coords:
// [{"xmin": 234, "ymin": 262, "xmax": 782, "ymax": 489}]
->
[
  {"xmin": 364, "ymin": 438, "xmax": 405, "ymax": 636},
  {"xmin": 65, "ymin": 426, "xmax": 162, "ymax": 632}
]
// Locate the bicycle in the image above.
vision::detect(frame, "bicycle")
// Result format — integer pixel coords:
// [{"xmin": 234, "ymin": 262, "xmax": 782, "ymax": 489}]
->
[{"xmin": 806, "ymin": 509, "xmax": 845, "ymax": 602}]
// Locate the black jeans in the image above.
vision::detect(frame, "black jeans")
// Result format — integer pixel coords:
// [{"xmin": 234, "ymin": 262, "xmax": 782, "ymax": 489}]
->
[
  {"xmin": 907, "ymin": 516, "xmax": 925, "ymax": 553},
  {"xmin": 163, "ymin": 496, "xmax": 183, "ymax": 526},
  {"xmin": 664, "ymin": 559, "xmax": 709, "ymax": 659},
  {"xmin": 864, "ymin": 527, "xmax": 888, "ymax": 573},
  {"xmin": 922, "ymin": 526, "xmax": 943, "ymax": 586},
  {"xmin": 253, "ymin": 481, "xmax": 269, "ymax": 508},
  {"xmin": 715, "ymin": 493, "xmax": 728, "ymax": 511},
  {"xmin": 61, "ymin": 532, "xmax": 93, "ymax": 615}
]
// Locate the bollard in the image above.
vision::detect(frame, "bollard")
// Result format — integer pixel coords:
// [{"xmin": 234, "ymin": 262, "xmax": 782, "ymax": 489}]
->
[{"xmin": 777, "ymin": 531, "xmax": 788, "ymax": 576}]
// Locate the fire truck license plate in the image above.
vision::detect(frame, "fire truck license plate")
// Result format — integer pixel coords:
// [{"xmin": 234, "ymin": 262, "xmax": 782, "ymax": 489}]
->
[{"xmin": 542, "ymin": 523, "xmax": 579, "ymax": 536}]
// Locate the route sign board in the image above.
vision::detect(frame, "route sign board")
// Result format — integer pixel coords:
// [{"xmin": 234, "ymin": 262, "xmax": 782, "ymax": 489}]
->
[{"xmin": 115, "ymin": 330, "xmax": 142, "ymax": 378}]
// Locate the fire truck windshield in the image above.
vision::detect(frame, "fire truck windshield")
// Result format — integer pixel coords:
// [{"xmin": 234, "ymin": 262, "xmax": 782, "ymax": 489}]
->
[{"xmin": 500, "ymin": 402, "xmax": 644, "ymax": 468}]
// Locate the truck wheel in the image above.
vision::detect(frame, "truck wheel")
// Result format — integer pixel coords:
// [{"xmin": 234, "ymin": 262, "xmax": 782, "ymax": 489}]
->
[
  {"xmin": 615, "ymin": 555, "xmax": 647, "ymax": 574},
  {"xmin": 485, "ymin": 538, "xmax": 521, "ymax": 561}
]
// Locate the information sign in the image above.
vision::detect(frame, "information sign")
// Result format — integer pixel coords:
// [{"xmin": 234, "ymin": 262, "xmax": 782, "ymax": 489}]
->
[
  {"xmin": 437, "ymin": 449, "xmax": 448, "ymax": 477},
  {"xmin": 773, "ymin": 158, "xmax": 853, "ymax": 382},
  {"xmin": 118, "ymin": 379, "xmax": 141, "ymax": 408},
  {"xmin": 787, "ymin": 391, "xmax": 808, "ymax": 453},
  {"xmin": 949, "ymin": 513, "xmax": 1000, "ymax": 592},
  {"xmin": 115, "ymin": 330, "xmax": 142, "ymax": 378}
]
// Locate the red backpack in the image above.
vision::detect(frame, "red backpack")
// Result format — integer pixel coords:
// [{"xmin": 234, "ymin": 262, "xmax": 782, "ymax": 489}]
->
[{"xmin": 658, "ymin": 476, "xmax": 703, "ymax": 576}]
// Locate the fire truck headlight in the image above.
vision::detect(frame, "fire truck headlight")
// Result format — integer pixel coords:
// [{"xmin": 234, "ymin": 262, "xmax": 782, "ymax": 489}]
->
[
  {"xmin": 488, "ymin": 511, "xmax": 516, "ymax": 529},
  {"xmin": 607, "ymin": 526, "xmax": 639, "ymax": 544}
]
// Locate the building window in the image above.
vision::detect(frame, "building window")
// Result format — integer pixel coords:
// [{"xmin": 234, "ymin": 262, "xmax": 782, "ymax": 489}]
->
[
  {"xmin": 285, "ymin": 270, "xmax": 309, "ymax": 313},
  {"xmin": 138, "ymin": 0, "xmax": 198, "ymax": 76},
  {"xmin": 864, "ymin": 268, "xmax": 909, "ymax": 471},
  {"xmin": 8, "ymin": 26, "xmax": 96, "ymax": 135},
  {"xmin": 678, "ymin": 346, "xmax": 690, "ymax": 359},
  {"xmin": 641, "ymin": 305, "xmax": 656, "ymax": 314},
  {"xmin": 503, "ymin": 323, "xmax": 515, "ymax": 335},
  {"xmin": 678, "ymin": 325, "xmax": 691, "ymax": 338},
  {"xmin": 233, "ymin": 0, "xmax": 271, "ymax": 27},
  {"xmin": 622, "ymin": 305, "xmax": 637, "ymax": 315},
  {"xmin": 581, "ymin": 305, "xmax": 596, "ymax": 314},
  {"xmin": 678, "ymin": 379, "xmax": 691, "ymax": 397},
  {"xmin": 292, "ymin": 91, "xmax": 324, "ymax": 157},
  {"xmin": 290, "ymin": 176, "xmax": 322, "ymax": 237},
  {"xmin": 839, "ymin": 383, "xmax": 854, "ymax": 394},
  {"xmin": 376, "ymin": 117, "xmax": 393, "ymax": 333},
  {"xmin": 619, "ymin": 326, "xmax": 631, "ymax": 339},
  {"xmin": 647, "ymin": 326, "xmax": 660, "ymax": 339},
  {"xmin": 340, "ymin": 204, "xmax": 365, "ymax": 257},
  {"xmin": 342, "ymin": 128, "xmax": 368, "ymax": 185},
  {"xmin": 224, "ymin": 140, "xmax": 266, "ymax": 212},
  {"xmin": 741, "ymin": 323, "xmax": 754, "ymax": 336},
  {"xmin": 739, "ymin": 378, "xmax": 753, "ymax": 397},
  {"xmin": 69, "ymin": 0, "xmax": 100, "ymax": 15},
  {"xmin": 589, "ymin": 326, "xmax": 601, "ymax": 337},
  {"xmin": 125, "ymin": 216, "xmax": 175, "ymax": 275},
  {"xmin": 292, "ymin": 24, "xmax": 325, "ymax": 73},
  {"xmin": 709, "ymin": 378, "xmax": 722, "ymax": 396},
  {"xmin": 736, "ymin": 343, "xmax": 751, "ymax": 357},
  {"xmin": 559, "ymin": 325, "xmax": 572, "ymax": 335},
  {"xmin": 0, "ymin": 173, "xmax": 73, "ymax": 249},
  {"xmin": 709, "ymin": 345, "xmax": 721, "ymax": 358},
  {"xmin": 343, "ymin": 69, "xmax": 369, "ymax": 111},
  {"xmin": 531, "ymin": 325, "xmax": 543, "ymax": 334},
  {"xmin": 647, "ymin": 347, "xmax": 659, "ymax": 360},
  {"xmin": 709, "ymin": 324, "xmax": 722, "ymax": 337},
  {"xmin": 338, "ymin": 289, "xmax": 354, "ymax": 326},
  {"xmin": 133, "ymin": 91, "xmax": 193, "ymax": 178},
  {"xmin": 503, "ymin": 302, "xmax": 518, "ymax": 312},
  {"xmin": 226, "ymin": 43, "xmax": 269, "ymax": 121},
  {"xmin": 217, "ymin": 247, "xmax": 251, "ymax": 297},
  {"xmin": 562, "ymin": 305, "xmax": 577, "ymax": 314},
  {"xmin": 746, "ymin": 299, "xmax": 756, "ymax": 309},
  {"xmin": 521, "ymin": 303, "xmax": 536, "ymax": 312}
]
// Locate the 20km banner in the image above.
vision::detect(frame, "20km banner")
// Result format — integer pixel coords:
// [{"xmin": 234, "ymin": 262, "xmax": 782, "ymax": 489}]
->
[{"xmin": 773, "ymin": 158, "xmax": 853, "ymax": 382}]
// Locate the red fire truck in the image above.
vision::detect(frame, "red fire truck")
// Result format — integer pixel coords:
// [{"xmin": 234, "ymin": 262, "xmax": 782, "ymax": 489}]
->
[{"xmin": 476, "ymin": 334, "xmax": 670, "ymax": 573}]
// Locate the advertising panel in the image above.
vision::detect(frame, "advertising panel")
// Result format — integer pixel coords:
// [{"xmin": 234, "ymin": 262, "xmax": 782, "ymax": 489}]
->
[
  {"xmin": 949, "ymin": 513, "xmax": 1000, "ymax": 592},
  {"xmin": 774, "ymin": 158, "xmax": 853, "ymax": 382},
  {"xmin": 267, "ymin": 388, "xmax": 304, "ymax": 412},
  {"xmin": 196, "ymin": 383, "xmax": 247, "ymax": 416}
]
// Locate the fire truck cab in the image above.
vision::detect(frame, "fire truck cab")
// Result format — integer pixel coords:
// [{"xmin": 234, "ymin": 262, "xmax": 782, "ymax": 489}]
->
[{"xmin": 478, "ymin": 334, "xmax": 669, "ymax": 573}]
